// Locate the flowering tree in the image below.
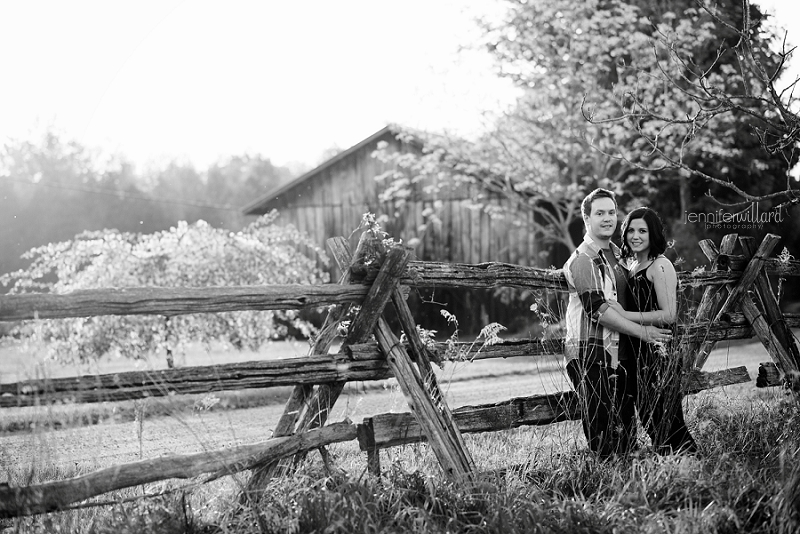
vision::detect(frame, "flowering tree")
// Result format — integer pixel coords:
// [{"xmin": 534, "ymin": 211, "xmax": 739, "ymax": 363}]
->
[
  {"xmin": 1, "ymin": 212, "xmax": 329, "ymax": 365},
  {"xmin": 374, "ymin": 0, "xmax": 794, "ymax": 257},
  {"xmin": 586, "ymin": 0, "xmax": 799, "ymax": 210}
]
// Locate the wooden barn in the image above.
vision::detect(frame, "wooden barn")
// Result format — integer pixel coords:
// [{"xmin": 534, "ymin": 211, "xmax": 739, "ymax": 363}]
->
[{"xmin": 243, "ymin": 125, "xmax": 545, "ymax": 333}]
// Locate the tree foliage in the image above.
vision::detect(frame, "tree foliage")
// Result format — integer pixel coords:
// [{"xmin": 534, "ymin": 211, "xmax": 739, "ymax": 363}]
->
[
  {"xmin": 373, "ymin": 0, "xmax": 796, "ymax": 259},
  {"xmin": 0, "ymin": 212, "xmax": 329, "ymax": 364},
  {"xmin": 587, "ymin": 0, "xmax": 799, "ymax": 209}
]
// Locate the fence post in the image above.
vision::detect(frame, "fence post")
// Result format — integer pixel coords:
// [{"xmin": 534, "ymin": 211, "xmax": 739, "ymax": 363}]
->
[
  {"xmin": 244, "ymin": 234, "xmax": 372, "ymax": 494},
  {"xmin": 690, "ymin": 234, "xmax": 738, "ymax": 369},
  {"xmin": 373, "ymin": 317, "xmax": 475, "ymax": 482},
  {"xmin": 390, "ymin": 288, "xmax": 475, "ymax": 473},
  {"xmin": 738, "ymin": 236, "xmax": 800, "ymax": 376},
  {"xmin": 356, "ymin": 418, "xmax": 381, "ymax": 476}
]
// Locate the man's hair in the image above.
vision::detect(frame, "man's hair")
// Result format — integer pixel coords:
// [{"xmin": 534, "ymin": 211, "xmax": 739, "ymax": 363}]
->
[{"xmin": 581, "ymin": 188, "xmax": 617, "ymax": 219}]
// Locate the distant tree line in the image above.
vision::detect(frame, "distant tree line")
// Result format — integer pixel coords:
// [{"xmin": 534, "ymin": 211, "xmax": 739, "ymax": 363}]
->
[{"xmin": 0, "ymin": 130, "xmax": 299, "ymax": 280}]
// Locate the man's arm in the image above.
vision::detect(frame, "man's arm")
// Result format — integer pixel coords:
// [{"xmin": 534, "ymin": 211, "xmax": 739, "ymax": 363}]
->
[
  {"xmin": 597, "ymin": 306, "xmax": 671, "ymax": 343},
  {"xmin": 609, "ymin": 258, "xmax": 677, "ymax": 326},
  {"xmin": 569, "ymin": 252, "xmax": 670, "ymax": 343}
]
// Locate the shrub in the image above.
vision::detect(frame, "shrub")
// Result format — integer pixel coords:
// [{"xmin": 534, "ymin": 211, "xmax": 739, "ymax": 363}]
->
[{"xmin": 1, "ymin": 211, "xmax": 328, "ymax": 364}]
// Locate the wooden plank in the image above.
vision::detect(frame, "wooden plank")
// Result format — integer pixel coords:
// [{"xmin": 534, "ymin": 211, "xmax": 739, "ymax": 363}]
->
[
  {"xmin": 356, "ymin": 416, "xmax": 380, "ymax": 476},
  {"xmin": 0, "ymin": 422, "xmax": 357, "ymax": 519},
  {"xmin": 363, "ymin": 392, "xmax": 579, "ymax": 449},
  {"xmin": 348, "ymin": 338, "xmax": 564, "ymax": 361},
  {"xmin": 374, "ymin": 317, "xmax": 474, "ymax": 481},
  {"xmin": 506, "ymin": 217, "xmax": 518, "ymax": 267},
  {"xmin": 717, "ymin": 234, "xmax": 780, "ymax": 314},
  {"xmin": 257, "ymin": 384, "xmax": 312, "ymax": 472},
  {"xmin": 740, "ymin": 297, "xmax": 798, "ymax": 378},
  {"xmin": 4, "ymin": 315, "xmax": 790, "ymax": 408},
  {"xmin": 273, "ymin": 237, "xmax": 359, "ymax": 434},
  {"xmin": 247, "ymin": 234, "xmax": 372, "ymax": 489},
  {"xmin": 0, "ymin": 355, "xmax": 392, "ymax": 408},
  {"xmin": 460, "ymin": 201, "xmax": 471, "ymax": 264},
  {"xmin": 0, "ymin": 250, "xmax": 732, "ymax": 321},
  {"xmin": 349, "ymin": 311, "xmax": 799, "ymax": 360},
  {"xmin": 362, "ymin": 366, "xmax": 750, "ymax": 450},
  {"xmin": 694, "ymin": 234, "xmax": 780, "ymax": 368},
  {"xmin": 391, "ymin": 287, "xmax": 474, "ymax": 468},
  {"xmin": 397, "ymin": 260, "xmax": 742, "ymax": 291},
  {"xmin": 449, "ymin": 199, "xmax": 461, "ymax": 262},
  {"xmin": 471, "ymin": 203, "xmax": 481, "ymax": 264},
  {"xmin": 414, "ymin": 199, "xmax": 425, "ymax": 259},
  {"xmin": 441, "ymin": 197, "xmax": 452, "ymax": 261},
  {"xmin": 739, "ymin": 236, "xmax": 800, "ymax": 374},
  {"xmin": 756, "ymin": 362, "xmax": 782, "ymax": 387},
  {"xmin": 713, "ymin": 253, "xmax": 800, "ymax": 276},
  {"xmin": 687, "ymin": 236, "xmax": 737, "ymax": 368},
  {"xmin": 481, "ymin": 204, "xmax": 490, "ymax": 262},
  {"xmin": 528, "ymin": 210, "xmax": 537, "ymax": 266},
  {"xmin": 681, "ymin": 366, "xmax": 751, "ymax": 394},
  {"xmin": 424, "ymin": 201, "xmax": 437, "ymax": 260},
  {"xmin": 345, "ymin": 247, "xmax": 412, "ymax": 344},
  {"xmin": 0, "ymin": 285, "xmax": 369, "ymax": 322}
]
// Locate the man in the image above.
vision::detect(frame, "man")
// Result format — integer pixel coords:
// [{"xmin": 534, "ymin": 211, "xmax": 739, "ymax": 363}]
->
[{"xmin": 563, "ymin": 188, "xmax": 671, "ymax": 457}]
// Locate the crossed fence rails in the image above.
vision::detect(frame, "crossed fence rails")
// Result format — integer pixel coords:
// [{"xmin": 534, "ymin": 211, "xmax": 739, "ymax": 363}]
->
[{"xmin": 1, "ymin": 231, "xmax": 798, "ymax": 517}]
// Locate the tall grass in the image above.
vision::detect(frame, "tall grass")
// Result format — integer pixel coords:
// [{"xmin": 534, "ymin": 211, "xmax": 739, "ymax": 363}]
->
[{"xmin": 4, "ymin": 388, "xmax": 799, "ymax": 534}]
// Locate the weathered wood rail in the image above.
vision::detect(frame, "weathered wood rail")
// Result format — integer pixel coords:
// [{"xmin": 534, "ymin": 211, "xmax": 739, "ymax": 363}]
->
[
  {"xmin": 0, "ymin": 422, "xmax": 357, "ymax": 517},
  {"xmin": 3, "ymin": 257, "xmax": 800, "ymax": 322},
  {"xmin": 1, "ymin": 230, "xmax": 798, "ymax": 518},
  {"xmin": 2, "ymin": 335, "xmax": 775, "ymax": 408}
]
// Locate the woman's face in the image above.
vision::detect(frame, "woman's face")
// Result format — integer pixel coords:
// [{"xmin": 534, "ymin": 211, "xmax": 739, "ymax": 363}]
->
[{"xmin": 625, "ymin": 218, "xmax": 650, "ymax": 256}]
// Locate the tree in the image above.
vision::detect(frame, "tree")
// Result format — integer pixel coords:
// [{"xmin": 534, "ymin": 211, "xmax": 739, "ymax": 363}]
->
[
  {"xmin": 0, "ymin": 130, "xmax": 299, "ymax": 280},
  {"xmin": 0, "ymin": 212, "xmax": 329, "ymax": 366},
  {"xmin": 374, "ymin": 0, "xmax": 795, "ymax": 262},
  {"xmin": 586, "ymin": 0, "xmax": 799, "ymax": 211},
  {"xmin": 205, "ymin": 154, "xmax": 294, "ymax": 228},
  {"xmin": 0, "ymin": 130, "xmax": 153, "ymax": 277}
]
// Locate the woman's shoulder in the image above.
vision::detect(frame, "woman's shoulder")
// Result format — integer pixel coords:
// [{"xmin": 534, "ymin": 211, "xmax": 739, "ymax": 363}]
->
[{"xmin": 647, "ymin": 255, "xmax": 676, "ymax": 277}]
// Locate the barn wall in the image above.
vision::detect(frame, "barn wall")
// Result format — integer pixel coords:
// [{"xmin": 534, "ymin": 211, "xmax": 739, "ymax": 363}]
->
[
  {"xmin": 265, "ymin": 129, "xmax": 541, "ymax": 333},
  {"xmin": 269, "ymin": 130, "xmax": 409, "ymax": 281}
]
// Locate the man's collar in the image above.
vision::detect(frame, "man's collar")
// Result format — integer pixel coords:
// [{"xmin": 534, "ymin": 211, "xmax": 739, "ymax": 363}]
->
[{"xmin": 582, "ymin": 233, "xmax": 620, "ymax": 257}]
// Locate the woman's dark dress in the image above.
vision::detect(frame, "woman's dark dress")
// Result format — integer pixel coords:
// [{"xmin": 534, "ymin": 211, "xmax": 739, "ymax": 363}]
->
[{"xmin": 621, "ymin": 261, "xmax": 697, "ymax": 454}]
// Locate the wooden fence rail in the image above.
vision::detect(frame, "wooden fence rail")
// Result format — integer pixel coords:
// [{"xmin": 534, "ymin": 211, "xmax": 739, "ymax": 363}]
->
[
  {"xmin": 3, "ymin": 257, "xmax": 800, "ymax": 322},
  {"xmin": 5, "ymin": 329, "xmax": 788, "ymax": 407},
  {"xmin": 0, "ymin": 422, "xmax": 358, "ymax": 518},
  {"xmin": 0, "ymin": 365, "xmax": 754, "ymax": 518},
  {"xmin": 1, "ymin": 231, "xmax": 799, "ymax": 518}
]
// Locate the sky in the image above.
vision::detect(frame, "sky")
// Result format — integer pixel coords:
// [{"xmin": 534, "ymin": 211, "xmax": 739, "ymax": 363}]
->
[{"xmin": 0, "ymin": 0, "xmax": 798, "ymax": 173}]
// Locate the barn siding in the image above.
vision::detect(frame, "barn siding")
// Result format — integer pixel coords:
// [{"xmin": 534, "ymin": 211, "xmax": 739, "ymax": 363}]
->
[{"xmin": 245, "ymin": 126, "xmax": 542, "ymax": 332}]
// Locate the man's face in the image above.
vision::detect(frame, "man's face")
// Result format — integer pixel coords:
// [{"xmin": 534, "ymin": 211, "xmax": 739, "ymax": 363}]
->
[{"xmin": 584, "ymin": 197, "xmax": 617, "ymax": 241}]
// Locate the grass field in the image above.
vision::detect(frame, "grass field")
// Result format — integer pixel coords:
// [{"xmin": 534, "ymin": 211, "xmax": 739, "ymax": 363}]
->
[{"xmin": 1, "ymin": 336, "xmax": 797, "ymax": 533}]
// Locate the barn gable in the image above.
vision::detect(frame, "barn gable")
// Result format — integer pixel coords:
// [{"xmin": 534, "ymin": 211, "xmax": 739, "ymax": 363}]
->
[{"xmin": 243, "ymin": 125, "xmax": 540, "ymax": 280}]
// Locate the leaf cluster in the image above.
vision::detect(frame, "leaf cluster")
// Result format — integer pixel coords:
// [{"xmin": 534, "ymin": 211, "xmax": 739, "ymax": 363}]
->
[{"xmin": 0, "ymin": 212, "xmax": 329, "ymax": 363}]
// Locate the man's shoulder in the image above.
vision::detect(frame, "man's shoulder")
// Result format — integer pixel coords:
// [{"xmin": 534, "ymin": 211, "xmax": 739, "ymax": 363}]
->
[{"xmin": 563, "ymin": 245, "xmax": 597, "ymax": 277}]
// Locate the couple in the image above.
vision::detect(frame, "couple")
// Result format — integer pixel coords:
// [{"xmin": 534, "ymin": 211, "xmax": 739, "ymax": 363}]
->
[{"xmin": 563, "ymin": 188, "xmax": 697, "ymax": 458}]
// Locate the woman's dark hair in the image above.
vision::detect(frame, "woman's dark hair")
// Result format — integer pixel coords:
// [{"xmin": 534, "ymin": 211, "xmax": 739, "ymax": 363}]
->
[{"xmin": 620, "ymin": 207, "xmax": 668, "ymax": 260}]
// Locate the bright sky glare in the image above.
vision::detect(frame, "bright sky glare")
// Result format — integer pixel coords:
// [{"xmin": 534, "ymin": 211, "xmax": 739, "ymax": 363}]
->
[{"xmin": 0, "ymin": 0, "xmax": 797, "ymax": 172}]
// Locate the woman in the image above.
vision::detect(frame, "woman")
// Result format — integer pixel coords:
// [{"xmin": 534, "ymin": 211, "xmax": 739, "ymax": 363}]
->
[{"xmin": 610, "ymin": 207, "xmax": 698, "ymax": 455}]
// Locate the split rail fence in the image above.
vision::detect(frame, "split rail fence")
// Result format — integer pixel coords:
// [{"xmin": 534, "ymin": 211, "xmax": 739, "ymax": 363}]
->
[{"xmin": 0, "ymin": 230, "xmax": 799, "ymax": 518}]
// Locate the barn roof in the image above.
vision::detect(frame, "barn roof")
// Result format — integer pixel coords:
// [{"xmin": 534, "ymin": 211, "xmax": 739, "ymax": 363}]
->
[{"xmin": 242, "ymin": 124, "xmax": 413, "ymax": 216}]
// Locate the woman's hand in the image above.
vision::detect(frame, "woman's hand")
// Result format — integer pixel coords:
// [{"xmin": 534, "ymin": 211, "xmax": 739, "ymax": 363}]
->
[{"xmin": 641, "ymin": 325, "xmax": 671, "ymax": 344}]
